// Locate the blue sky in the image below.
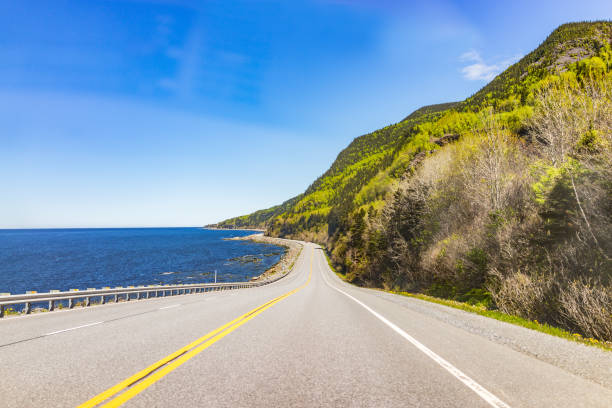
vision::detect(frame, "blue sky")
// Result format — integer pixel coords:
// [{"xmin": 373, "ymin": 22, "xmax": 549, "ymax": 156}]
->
[{"xmin": 1, "ymin": 0, "xmax": 611, "ymax": 228}]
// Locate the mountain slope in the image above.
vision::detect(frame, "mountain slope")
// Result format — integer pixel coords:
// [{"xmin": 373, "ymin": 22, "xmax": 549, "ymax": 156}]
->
[
  {"xmin": 217, "ymin": 100, "xmax": 460, "ymax": 236},
  {"xmin": 217, "ymin": 21, "xmax": 611, "ymax": 238},
  {"xmin": 216, "ymin": 21, "xmax": 612, "ymax": 341}
]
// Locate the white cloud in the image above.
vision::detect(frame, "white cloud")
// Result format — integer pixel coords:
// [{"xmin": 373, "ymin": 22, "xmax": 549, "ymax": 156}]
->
[
  {"xmin": 462, "ymin": 62, "xmax": 501, "ymax": 81},
  {"xmin": 459, "ymin": 50, "xmax": 520, "ymax": 81},
  {"xmin": 460, "ymin": 50, "xmax": 482, "ymax": 63}
]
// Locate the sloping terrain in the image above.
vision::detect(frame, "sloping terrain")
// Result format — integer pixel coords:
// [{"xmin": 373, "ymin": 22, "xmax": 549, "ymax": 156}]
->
[{"xmin": 216, "ymin": 21, "xmax": 612, "ymax": 341}]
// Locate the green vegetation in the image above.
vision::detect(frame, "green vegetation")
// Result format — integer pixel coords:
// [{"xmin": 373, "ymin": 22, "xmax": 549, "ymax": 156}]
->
[
  {"xmin": 219, "ymin": 22, "xmax": 612, "ymax": 342},
  {"xmin": 328, "ymin": 245, "xmax": 611, "ymax": 351},
  {"xmin": 389, "ymin": 291, "xmax": 612, "ymax": 351}
]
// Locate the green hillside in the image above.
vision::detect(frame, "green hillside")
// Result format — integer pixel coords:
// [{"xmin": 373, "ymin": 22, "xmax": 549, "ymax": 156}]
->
[
  {"xmin": 219, "ymin": 22, "xmax": 610, "ymax": 235},
  {"xmin": 217, "ymin": 100, "xmax": 459, "ymax": 235},
  {"xmin": 216, "ymin": 22, "xmax": 612, "ymax": 341}
]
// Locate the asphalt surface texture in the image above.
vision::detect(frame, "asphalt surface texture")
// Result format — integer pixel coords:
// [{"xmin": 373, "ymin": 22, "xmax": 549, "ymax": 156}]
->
[{"xmin": 1, "ymin": 241, "xmax": 611, "ymax": 407}]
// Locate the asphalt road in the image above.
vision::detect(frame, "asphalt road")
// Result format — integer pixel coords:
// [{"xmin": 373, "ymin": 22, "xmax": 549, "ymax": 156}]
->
[{"xmin": 1, "ymin": 242, "xmax": 611, "ymax": 407}]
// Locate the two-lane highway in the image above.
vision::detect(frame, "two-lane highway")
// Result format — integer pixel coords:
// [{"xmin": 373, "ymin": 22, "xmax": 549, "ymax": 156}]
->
[{"xmin": 1, "ymin": 242, "xmax": 611, "ymax": 407}]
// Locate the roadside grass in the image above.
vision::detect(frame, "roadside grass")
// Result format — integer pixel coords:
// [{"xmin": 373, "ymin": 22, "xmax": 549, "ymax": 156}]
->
[
  {"xmin": 323, "ymin": 250, "xmax": 612, "ymax": 352},
  {"xmin": 389, "ymin": 291, "xmax": 612, "ymax": 352},
  {"xmin": 1, "ymin": 307, "xmax": 21, "ymax": 316}
]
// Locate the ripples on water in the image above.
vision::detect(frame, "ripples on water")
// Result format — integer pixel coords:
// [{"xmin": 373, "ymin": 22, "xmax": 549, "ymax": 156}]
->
[{"xmin": 0, "ymin": 228, "xmax": 284, "ymax": 294}]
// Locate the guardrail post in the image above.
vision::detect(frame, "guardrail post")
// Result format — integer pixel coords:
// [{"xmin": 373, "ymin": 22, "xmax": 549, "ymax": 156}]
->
[
  {"xmin": 49, "ymin": 300, "xmax": 55, "ymax": 311},
  {"xmin": 68, "ymin": 298, "xmax": 74, "ymax": 309},
  {"xmin": 0, "ymin": 305, "xmax": 4, "ymax": 318},
  {"xmin": 86, "ymin": 289, "xmax": 95, "ymax": 306},
  {"xmin": 101, "ymin": 295, "xmax": 106, "ymax": 305},
  {"xmin": 114, "ymin": 294, "xmax": 119, "ymax": 303}
]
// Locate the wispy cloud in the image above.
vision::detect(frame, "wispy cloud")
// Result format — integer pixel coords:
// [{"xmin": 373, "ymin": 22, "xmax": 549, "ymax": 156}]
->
[{"xmin": 460, "ymin": 50, "xmax": 520, "ymax": 81}]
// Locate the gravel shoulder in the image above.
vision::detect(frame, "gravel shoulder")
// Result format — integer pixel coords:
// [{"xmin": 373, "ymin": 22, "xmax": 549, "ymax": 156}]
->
[{"xmin": 349, "ymin": 284, "xmax": 612, "ymax": 390}]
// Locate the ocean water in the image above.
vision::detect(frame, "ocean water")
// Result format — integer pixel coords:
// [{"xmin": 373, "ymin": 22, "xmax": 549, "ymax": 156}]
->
[{"xmin": 0, "ymin": 228, "xmax": 284, "ymax": 295}]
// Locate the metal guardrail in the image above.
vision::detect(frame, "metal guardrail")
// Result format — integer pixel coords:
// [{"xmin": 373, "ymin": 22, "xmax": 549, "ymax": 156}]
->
[{"xmin": 0, "ymin": 271, "xmax": 290, "ymax": 318}]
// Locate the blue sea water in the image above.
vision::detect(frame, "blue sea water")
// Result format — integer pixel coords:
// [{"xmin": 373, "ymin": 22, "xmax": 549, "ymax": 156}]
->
[{"xmin": 0, "ymin": 228, "xmax": 284, "ymax": 295}]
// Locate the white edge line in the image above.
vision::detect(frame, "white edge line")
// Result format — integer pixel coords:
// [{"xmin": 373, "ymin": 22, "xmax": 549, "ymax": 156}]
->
[
  {"xmin": 159, "ymin": 304, "xmax": 180, "ymax": 310},
  {"xmin": 41, "ymin": 303, "xmax": 181, "ymax": 337},
  {"xmin": 44, "ymin": 321, "xmax": 104, "ymax": 336},
  {"xmin": 316, "ymin": 250, "xmax": 511, "ymax": 408}
]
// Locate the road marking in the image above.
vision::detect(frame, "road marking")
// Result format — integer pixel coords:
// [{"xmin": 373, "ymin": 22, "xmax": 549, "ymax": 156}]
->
[
  {"xmin": 317, "ymin": 252, "xmax": 511, "ymax": 408},
  {"xmin": 79, "ymin": 247, "xmax": 312, "ymax": 408},
  {"xmin": 44, "ymin": 321, "xmax": 104, "ymax": 336},
  {"xmin": 159, "ymin": 304, "xmax": 180, "ymax": 310},
  {"xmin": 1, "ymin": 297, "xmax": 221, "ymax": 348}
]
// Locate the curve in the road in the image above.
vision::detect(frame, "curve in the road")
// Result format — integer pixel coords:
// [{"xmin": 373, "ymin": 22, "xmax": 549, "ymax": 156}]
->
[
  {"xmin": 80, "ymin": 251, "xmax": 313, "ymax": 408},
  {"xmin": 317, "ymin": 251, "xmax": 510, "ymax": 408}
]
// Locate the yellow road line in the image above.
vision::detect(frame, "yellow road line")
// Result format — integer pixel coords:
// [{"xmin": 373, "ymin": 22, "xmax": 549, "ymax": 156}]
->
[{"xmin": 79, "ymin": 248, "xmax": 313, "ymax": 408}]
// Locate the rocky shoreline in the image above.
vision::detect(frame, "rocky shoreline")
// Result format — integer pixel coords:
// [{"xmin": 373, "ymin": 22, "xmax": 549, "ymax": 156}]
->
[
  {"xmin": 225, "ymin": 233, "xmax": 303, "ymax": 281},
  {"xmin": 204, "ymin": 226, "xmax": 266, "ymax": 232}
]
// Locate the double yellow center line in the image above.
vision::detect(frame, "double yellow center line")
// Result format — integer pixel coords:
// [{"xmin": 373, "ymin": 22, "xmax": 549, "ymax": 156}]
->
[{"xmin": 79, "ymin": 249, "xmax": 313, "ymax": 408}]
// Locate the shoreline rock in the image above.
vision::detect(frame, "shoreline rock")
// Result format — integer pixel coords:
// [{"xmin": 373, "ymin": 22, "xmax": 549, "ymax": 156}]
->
[
  {"xmin": 204, "ymin": 226, "xmax": 266, "ymax": 232},
  {"xmin": 226, "ymin": 234, "xmax": 303, "ymax": 281}
]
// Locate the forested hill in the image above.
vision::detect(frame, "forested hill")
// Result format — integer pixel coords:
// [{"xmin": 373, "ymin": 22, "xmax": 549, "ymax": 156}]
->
[
  {"xmin": 216, "ymin": 22, "xmax": 610, "ymax": 236},
  {"xmin": 216, "ymin": 99, "xmax": 461, "ymax": 235},
  {"xmin": 216, "ymin": 21, "xmax": 612, "ymax": 342}
]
